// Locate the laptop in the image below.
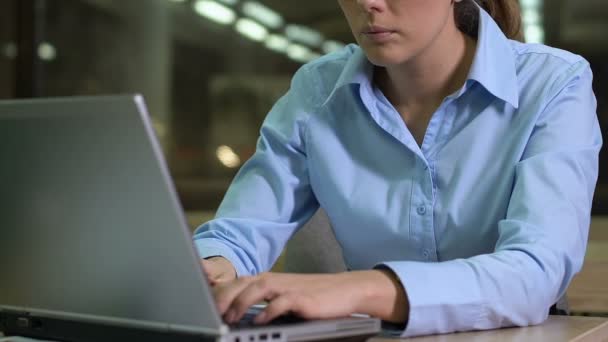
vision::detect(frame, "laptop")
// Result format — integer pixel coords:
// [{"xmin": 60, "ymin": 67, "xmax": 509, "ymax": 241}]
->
[{"xmin": 0, "ymin": 95, "xmax": 381, "ymax": 342}]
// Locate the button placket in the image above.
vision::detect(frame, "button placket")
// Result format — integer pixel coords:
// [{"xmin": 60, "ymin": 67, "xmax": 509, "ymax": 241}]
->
[
  {"xmin": 419, "ymin": 159, "xmax": 437, "ymax": 261},
  {"xmin": 416, "ymin": 205, "xmax": 427, "ymax": 215},
  {"xmin": 422, "ymin": 250, "xmax": 430, "ymax": 259}
]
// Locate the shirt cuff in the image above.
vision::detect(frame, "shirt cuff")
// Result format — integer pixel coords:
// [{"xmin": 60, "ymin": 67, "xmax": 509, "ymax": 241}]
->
[
  {"xmin": 194, "ymin": 238, "xmax": 250, "ymax": 277},
  {"xmin": 376, "ymin": 260, "xmax": 486, "ymax": 337}
]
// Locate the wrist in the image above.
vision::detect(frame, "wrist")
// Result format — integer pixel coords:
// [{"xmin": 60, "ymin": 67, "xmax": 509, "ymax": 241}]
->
[
  {"xmin": 348, "ymin": 269, "xmax": 409, "ymax": 324},
  {"xmin": 204, "ymin": 256, "xmax": 237, "ymax": 280}
]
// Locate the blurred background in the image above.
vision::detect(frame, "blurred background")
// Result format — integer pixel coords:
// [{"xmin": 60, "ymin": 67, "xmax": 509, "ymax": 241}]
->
[
  {"xmin": 0, "ymin": 0, "xmax": 605, "ymax": 213},
  {"xmin": 0, "ymin": 0, "xmax": 607, "ymax": 315}
]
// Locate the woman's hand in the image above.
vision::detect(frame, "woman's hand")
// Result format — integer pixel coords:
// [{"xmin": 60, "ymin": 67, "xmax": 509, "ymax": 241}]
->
[
  {"xmin": 213, "ymin": 270, "xmax": 409, "ymax": 325},
  {"xmin": 201, "ymin": 256, "xmax": 237, "ymax": 286}
]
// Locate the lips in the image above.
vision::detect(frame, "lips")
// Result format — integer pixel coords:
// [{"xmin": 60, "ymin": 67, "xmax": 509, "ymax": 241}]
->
[
  {"xmin": 362, "ymin": 25, "xmax": 395, "ymax": 42},
  {"xmin": 363, "ymin": 25, "xmax": 393, "ymax": 35}
]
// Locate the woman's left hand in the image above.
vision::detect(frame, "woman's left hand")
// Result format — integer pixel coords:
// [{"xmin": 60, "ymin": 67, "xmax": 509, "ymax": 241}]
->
[{"xmin": 213, "ymin": 270, "xmax": 409, "ymax": 325}]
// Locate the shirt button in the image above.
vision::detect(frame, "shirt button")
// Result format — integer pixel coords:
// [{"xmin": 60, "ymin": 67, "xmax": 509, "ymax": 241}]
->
[{"xmin": 416, "ymin": 206, "xmax": 427, "ymax": 215}]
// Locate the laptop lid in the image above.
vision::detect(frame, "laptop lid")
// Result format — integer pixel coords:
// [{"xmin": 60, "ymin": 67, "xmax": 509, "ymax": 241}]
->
[
  {"xmin": 0, "ymin": 95, "xmax": 223, "ymax": 335},
  {"xmin": 0, "ymin": 95, "xmax": 381, "ymax": 342}
]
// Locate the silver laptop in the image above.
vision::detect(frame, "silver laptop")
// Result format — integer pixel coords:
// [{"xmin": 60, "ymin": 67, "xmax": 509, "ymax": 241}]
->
[{"xmin": 0, "ymin": 95, "xmax": 381, "ymax": 342}]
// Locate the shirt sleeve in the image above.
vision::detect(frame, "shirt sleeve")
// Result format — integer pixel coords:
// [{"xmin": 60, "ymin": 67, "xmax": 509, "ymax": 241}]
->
[
  {"xmin": 378, "ymin": 61, "xmax": 603, "ymax": 337},
  {"xmin": 193, "ymin": 66, "xmax": 320, "ymax": 277}
]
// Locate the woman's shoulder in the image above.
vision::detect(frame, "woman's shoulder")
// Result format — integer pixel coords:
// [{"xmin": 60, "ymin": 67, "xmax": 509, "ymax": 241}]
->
[
  {"xmin": 511, "ymin": 40, "xmax": 585, "ymax": 64},
  {"xmin": 290, "ymin": 44, "xmax": 362, "ymax": 103},
  {"xmin": 510, "ymin": 41, "xmax": 590, "ymax": 82},
  {"xmin": 509, "ymin": 41, "xmax": 592, "ymax": 100}
]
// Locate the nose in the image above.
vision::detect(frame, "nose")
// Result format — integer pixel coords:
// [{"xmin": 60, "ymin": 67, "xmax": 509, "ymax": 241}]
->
[{"xmin": 357, "ymin": 0, "xmax": 383, "ymax": 13}]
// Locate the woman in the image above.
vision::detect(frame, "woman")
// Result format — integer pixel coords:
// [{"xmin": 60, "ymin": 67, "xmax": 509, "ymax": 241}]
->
[{"xmin": 194, "ymin": 0, "xmax": 602, "ymax": 336}]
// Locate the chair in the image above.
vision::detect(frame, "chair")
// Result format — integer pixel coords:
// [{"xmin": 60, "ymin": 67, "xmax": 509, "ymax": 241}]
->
[{"xmin": 284, "ymin": 208, "xmax": 347, "ymax": 273}]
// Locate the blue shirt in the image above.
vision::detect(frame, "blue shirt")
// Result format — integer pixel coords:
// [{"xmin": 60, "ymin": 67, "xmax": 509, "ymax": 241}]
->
[{"xmin": 193, "ymin": 7, "xmax": 602, "ymax": 337}]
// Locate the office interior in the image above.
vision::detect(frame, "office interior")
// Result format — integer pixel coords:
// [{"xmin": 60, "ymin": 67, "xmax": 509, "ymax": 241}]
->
[{"xmin": 1, "ymin": 0, "xmax": 607, "ymax": 318}]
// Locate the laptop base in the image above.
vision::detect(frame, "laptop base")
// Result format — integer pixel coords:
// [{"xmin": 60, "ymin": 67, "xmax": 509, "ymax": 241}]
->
[{"xmin": 0, "ymin": 311, "xmax": 215, "ymax": 342}]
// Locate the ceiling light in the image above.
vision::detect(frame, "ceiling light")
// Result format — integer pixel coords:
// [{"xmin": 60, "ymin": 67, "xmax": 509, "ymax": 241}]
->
[
  {"xmin": 216, "ymin": 145, "xmax": 241, "ymax": 168},
  {"xmin": 519, "ymin": 0, "xmax": 541, "ymax": 9},
  {"xmin": 193, "ymin": 0, "xmax": 236, "ymax": 25},
  {"xmin": 38, "ymin": 42, "xmax": 56, "ymax": 61},
  {"xmin": 286, "ymin": 43, "xmax": 313, "ymax": 63},
  {"xmin": 285, "ymin": 24, "xmax": 323, "ymax": 47},
  {"xmin": 265, "ymin": 34, "xmax": 289, "ymax": 53},
  {"xmin": 525, "ymin": 24, "xmax": 545, "ymax": 44},
  {"xmin": 522, "ymin": 9, "xmax": 541, "ymax": 25},
  {"xmin": 216, "ymin": 0, "xmax": 238, "ymax": 5},
  {"xmin": 242, "ymin": 1, "xmax": 283, "ymax": 29},
  {"xmin": 3, "ymin": 42, "xmax": 17, "ymax": 59},
  {"xmin": 322, "ymin": 40, "xmax": 345, "ymax": 54},
  {"xmin": 235, "ymin": 18, "xmax": 268, "ymax": 42}
]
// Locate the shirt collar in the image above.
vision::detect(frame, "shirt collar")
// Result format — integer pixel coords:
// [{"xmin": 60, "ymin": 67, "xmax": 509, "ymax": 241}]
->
[
  {"xmin": 322, "ymin": 46, "xmax": 372, "ymax": 107},
  {"xmin": 323, "ymin": 5, "xmax": 520, "ymax": 109},
  {"xmin": 468, "ymin": 5, "xmax": 520, "ymax": 108}
]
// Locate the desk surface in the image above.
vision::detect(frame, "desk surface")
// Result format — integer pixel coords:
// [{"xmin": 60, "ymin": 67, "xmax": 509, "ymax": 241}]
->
[
  {"xmin": 569, "ymin": 261, "xmax": 608, "ymax": 314},
  {"xmin": 370, "ymin": 316, "xmax": 608, "ymax": 342},
  {"xmin": 2, "ymin": 316, "xmax": 607, "ymax": 342},
  {"xmin": 568, "ymin": 218, "xmax": 608, "ymax": 315}
]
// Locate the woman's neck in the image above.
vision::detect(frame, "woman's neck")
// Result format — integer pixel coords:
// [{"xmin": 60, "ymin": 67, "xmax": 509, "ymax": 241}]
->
[{"xmin": 375, "ymin": 22, "xmax": 477, "ymax": 114}]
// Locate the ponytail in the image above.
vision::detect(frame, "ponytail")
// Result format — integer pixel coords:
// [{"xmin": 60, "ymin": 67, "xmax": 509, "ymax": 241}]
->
[{"xmin": 455, "ymin": 0, "xmax": 524, "ymax": 42}]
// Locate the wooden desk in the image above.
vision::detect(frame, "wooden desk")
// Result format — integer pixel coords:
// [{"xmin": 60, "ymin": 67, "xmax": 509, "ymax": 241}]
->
[
  {"xmin": 567, "ymin": 218, "xmax": 608, "ymax": 315},
  {"xmin": 569, "ymin": 261, "xmax": 608, "ymax": 314},
  {"xmin": 369, "ymin": 316, "xmax": 608, "ymax": 342},
  {"xmin": 2, "ymin": 316, "xmax": 606, "ymax": 342}
]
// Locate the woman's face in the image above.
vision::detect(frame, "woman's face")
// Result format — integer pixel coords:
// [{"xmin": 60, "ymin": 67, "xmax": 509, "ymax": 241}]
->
[{"xmin": 338, "ymin": 0, "xmax": 456, "ymax": 67}]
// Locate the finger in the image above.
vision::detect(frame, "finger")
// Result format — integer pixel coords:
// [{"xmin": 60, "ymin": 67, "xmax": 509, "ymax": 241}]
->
[
  {"xmin": 213, "ymin": 276, "xmax": 257, "ymax": 315},
  {"xmin": 254, "ymin": 294, "xmax": 296, "ymax": 324},
  {"xmin": 228, "ymin": 276, "xmax": 281, "ymax": 323}
]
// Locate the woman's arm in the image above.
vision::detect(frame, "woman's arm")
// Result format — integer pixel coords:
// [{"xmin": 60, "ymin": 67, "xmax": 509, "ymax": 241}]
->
[
  {"xmin": 212, "ymin": 269, "xmax": 408, "ymax": 325},
  {"xmin": 193, "ymin": 65, "xmax": 320, "ymax": 277}
]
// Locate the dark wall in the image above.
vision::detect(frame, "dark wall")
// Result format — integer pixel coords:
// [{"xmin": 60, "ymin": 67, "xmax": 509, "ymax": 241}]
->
[{"xmin": 0, "ymin": 0, "xmax": 16, "ymax": 98}]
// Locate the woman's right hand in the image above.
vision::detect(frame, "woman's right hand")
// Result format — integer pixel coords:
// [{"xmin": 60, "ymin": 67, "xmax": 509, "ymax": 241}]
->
[{"xmin": 201, "ymin": 256, "xmax": 237, "ymax": 286}]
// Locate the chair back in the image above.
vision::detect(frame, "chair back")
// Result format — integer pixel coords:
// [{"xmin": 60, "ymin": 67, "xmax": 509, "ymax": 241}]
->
[{"xmin": 284, "ymin": 209, "xmax": 347, "ymax": 273}]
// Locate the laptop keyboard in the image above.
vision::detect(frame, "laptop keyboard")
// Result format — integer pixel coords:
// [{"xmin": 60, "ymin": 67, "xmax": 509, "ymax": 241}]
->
[{"xmin": 230, "ymin": 308, "xmax": 305, "ymax": 329}]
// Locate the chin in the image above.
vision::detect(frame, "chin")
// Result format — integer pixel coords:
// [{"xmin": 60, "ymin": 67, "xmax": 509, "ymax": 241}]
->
[
  {"xmin": 365, "ymin": 55, "xmax": 393, "ymax": 67},
  {"xmin": 360, "ymin": 45, "xmax": 415, "ymax": 67},
  {"xmin": 364, "ymin": 51, "xmax": 411, "ymax": 68}
]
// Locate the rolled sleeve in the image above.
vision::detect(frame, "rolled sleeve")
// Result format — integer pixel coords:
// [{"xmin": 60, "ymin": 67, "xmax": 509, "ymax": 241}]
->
[{"xmin": 194, "ymin": 238, "xmax": 251, "ymax": 277}]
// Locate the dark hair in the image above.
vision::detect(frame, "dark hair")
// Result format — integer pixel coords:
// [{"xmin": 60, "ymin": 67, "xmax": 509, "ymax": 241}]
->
[{"xmin": 455, "ymin": 0, "xmax": 524, "ymax": 42}]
